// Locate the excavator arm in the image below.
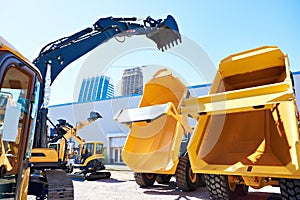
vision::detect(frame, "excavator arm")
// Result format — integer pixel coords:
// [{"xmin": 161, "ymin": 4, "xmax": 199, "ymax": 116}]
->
[
  {"xmin": 33, "ymin": 15, "xmax": 181, "ymax": 147},
  {"xmin": 34, "ymin": 15, "xmax": 180, "ymax": 90},
  {"xmin": 49, "ymin": 111, "xmax": 102, "ymax": 161}
]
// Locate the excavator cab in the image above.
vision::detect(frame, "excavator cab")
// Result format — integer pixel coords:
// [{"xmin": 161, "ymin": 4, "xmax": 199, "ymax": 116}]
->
[
  {"xmin": 73, "ymin": 141, "xmax": 111, "ymax": 180},
  {"xmin": 79, "ymin": 142, "xmax": 105, "ymax": 168},
  {"xmin": 0, "ymin": 36, "xmax": 41, "ymax": 199}
]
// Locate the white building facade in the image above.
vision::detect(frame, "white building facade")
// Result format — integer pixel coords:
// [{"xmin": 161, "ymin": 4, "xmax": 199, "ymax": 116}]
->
[{"xmin": 48, "ymin": 72, "xmax": 300, "ymax": 164}]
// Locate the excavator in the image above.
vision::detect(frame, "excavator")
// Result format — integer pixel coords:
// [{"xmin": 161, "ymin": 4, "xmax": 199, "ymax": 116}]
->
[
  {"xmin": 72, "ymin": 141, "xmax": 111, "ymax": 180},
  {"xmin": 0, "ymin": 14, "xmax": 181, "ymax": 199},
  {"xmin": 47, "ymin": 112, "xmax": 111, "ymax": 180},
  {"xmin": 47, "ymin": 112, "xmax": 102, "ymax": 168}
]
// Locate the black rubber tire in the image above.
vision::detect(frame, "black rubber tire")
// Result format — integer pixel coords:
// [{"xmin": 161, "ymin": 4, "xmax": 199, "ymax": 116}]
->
[
  {"xmin": 205, "ymin": 174, "xmax": 248, "ymax": 200},
  {"xmin": 197, "ymin": 174, "xmax": 206, "ymax": 187},
  {"xmin": 175, "ymin": 156, "xmax": 199, "ymax": 191},
  {"xmin": 134, "ymin": 173, "xmax": 156, "ymax": 187},
  {"xmin": 279, "ymin": 178, "xmax": 300, "ymax": 200},
  {"xmin": 156, "ymin": 174, "xmax": 172, "ymax": 184}
]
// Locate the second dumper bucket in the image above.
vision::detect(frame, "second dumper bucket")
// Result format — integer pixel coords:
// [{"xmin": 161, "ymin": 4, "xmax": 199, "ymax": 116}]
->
[{"xmin": 115, "ymin": 68, "xmax": 191, "ymax": 174}]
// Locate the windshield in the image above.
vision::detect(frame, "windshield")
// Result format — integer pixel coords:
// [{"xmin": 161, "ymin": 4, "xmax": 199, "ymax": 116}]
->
[
  {"xmin": 0, "ymin": 70, "xmax": 31, "ymax": 173},
  {"xmin": 0, "ymin": 64, "xmax": 36, "ymax": 198},
  {"xmin": 82, "ymin": 143, "xmax": 94, "ymax": 156}
]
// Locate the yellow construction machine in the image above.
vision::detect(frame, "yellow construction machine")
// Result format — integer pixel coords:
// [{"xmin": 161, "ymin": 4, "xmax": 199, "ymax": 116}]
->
[
  {"xmin": 116, "ymin": 46, "xmax": 300, "ymax": 199},
  {"xmin": 47, "ymin": 112, "xmax": 101, "ymax": 167},
  {"xmin": 47, "ymin": 112, "xmax": 111, "ymax": 180},
  {"xmin": 0, "ymin": 14, "xmax": 181, "ymax": 199},
  {"xmin": 46, "ymin": 112, "xmax": 110, "ymax": 178},
  {"xmin": 74, "ymin": 141, "xmax": 111, "ymax": 180},
  {"xmin": 180, "ymin": 46, "xmax": 300, "ymax": 199},
  {"xmin": 114, "ymin": 69, "xmax": 205, "ymax": 191}
]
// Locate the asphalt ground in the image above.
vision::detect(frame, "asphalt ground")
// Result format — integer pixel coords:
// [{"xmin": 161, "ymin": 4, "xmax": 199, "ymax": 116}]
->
[
  {"xmin": 72, "ymin": 165, "xmax": 281, "ymax": 200},
  {"xmin": 27, "ymin": 164, "xmax": 281, "ymax": 199}
]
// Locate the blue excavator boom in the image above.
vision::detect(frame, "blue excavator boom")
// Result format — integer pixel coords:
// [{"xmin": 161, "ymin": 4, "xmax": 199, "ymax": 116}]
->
[{"xmin": 33, "ymin": 15, "xmax": 181, "ymax": 147}]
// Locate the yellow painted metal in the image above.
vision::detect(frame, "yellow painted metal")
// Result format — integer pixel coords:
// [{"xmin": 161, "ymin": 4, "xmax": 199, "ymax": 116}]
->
[
  {"xmin": 77, "ymin": 141, "xmax": 105, "ymax": 168},
  {"xmin": 18, "ymin": 167, "xmax": 30, "ymax": 200},
  {"xmin": 0, "ymin": 135, "xmax": 13, "ymax": 171},
  {"xmin": 242, "ymin": 176, "xmax": 279, "ymax": 189},
  {"xmin": 186, "ymin": 46, "xmax": 300, "ymax": 179},
  {"xmin": 180, "ymin": 82, "xmax": 293, "ymax": 116},
  {"xmin": 219, "ymin": 46, "xmax": 285, "ymax": 78},
  {"xmin": 227, "ymin": 175, "xmax": 237, "ymax": 192},
  {"xmin": 121, "ymin": 69, "xmax": 190, "ymax": 174},
  {"xmin": 57, "ymin": 118, "xmax": 96, "ymax": 161},
  {"xmin": 30, "ymin": 148, "xmax": 58, "ymax": 163},
  {"xmin": 0, "ymin": 36, "xmax": 42, "ymax": 79}
]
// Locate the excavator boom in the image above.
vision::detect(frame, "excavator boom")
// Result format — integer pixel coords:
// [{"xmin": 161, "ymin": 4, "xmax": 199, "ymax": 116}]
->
[
  {"xmin": 34, "ymin": 15, "xmax": 180, "ymax": 86},
  {"xmin": 33, "ymin": 15, "xmax": 181, "ymax": 148}
]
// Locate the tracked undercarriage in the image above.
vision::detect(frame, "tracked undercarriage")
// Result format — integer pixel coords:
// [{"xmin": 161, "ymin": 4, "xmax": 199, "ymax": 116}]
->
[{"xmin": 29, "ymin": 169, "xmax": 73, "ymax": 199}]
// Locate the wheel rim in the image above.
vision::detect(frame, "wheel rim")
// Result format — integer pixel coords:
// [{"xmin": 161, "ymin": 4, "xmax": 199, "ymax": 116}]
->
[
  {"xmin": 146, "ymin": 173, "xmax": 154, "ymax": 180},
  {"xmin": 227, "ymin": 175, "xmax": 236, "ymax": 192},
  {"xmin": 189, "ymin": 168, "xmax": 197, "ymax": 183}
]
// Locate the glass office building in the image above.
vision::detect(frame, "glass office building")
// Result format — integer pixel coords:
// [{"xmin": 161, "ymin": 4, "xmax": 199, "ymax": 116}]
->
[{"xmin": 78, "ymin": 75, "xmax": 114, "ymax": 102}]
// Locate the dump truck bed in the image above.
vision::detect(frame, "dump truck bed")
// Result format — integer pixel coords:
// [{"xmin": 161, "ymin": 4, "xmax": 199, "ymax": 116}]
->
[
  {"xmin": 183, "ymin": 46, "xmax": 300, "ymax": 178},
  {"xmin": 114, "ymin": 69, "xmax": 190, "ymax": 174}
]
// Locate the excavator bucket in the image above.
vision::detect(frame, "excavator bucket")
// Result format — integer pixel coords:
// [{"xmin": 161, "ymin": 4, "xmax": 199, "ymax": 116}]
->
[
  {"xmin": 182, "ymin": 46, "xmax": 300, "ymax": 178},
  {"xmin": 146, "ymin": 15, "xmax": 181, "ymax": 51},
  {"xmin": 114, "ymin": 69, "xmax": 190, "ymax": 174}
]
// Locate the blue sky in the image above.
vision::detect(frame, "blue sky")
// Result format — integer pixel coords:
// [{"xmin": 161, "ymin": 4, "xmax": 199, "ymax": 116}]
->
[{"xmin": 1, "ymin": 0, "xmax": 300, "ymax": 105}]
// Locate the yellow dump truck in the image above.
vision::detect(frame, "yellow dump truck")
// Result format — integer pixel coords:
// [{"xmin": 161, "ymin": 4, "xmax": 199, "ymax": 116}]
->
[
  {"xmin": 114, "ymin": 69, "xmax": 205, "ymax": 191},
  {"xmin": 180, "ymin": 46, "xmax": 300, "ymax": 199}
]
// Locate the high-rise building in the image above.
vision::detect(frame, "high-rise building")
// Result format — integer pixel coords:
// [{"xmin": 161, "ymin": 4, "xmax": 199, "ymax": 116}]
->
[
  {"xmin": 121, "ymin": 67, "xmax": 143, "ymax": 96},
  {"xmin": 78, "ymin": 75, "xmax": 114, "ymax": 102}
]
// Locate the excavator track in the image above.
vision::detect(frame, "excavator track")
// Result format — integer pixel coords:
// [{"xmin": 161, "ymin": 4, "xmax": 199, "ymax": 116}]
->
[
  {"xmin": 85, "ymin": 171, "xmax": 111, "ymax": 181},
  {"xmin": 45, "ymin": 169, "xmax": 74, "ymax": 200}
]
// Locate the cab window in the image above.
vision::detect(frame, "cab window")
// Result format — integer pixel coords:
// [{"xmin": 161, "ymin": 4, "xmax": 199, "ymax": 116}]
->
[
  {"xmin": 96, "ymin": 143, "xmax": 103, "ymax": 154},
  {"xmin": 0, "ymin": 61, "xmax": 36, "ymax": 199}
]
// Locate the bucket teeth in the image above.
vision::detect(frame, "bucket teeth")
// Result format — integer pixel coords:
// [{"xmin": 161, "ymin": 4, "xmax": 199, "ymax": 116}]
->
[
  {"xmin": 151, "ymin": 35, "xmax": 182, "ymax": 52},
  {"xmin": 158, "ymin": 38, "xmax": 182, "ymax": 52}
]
